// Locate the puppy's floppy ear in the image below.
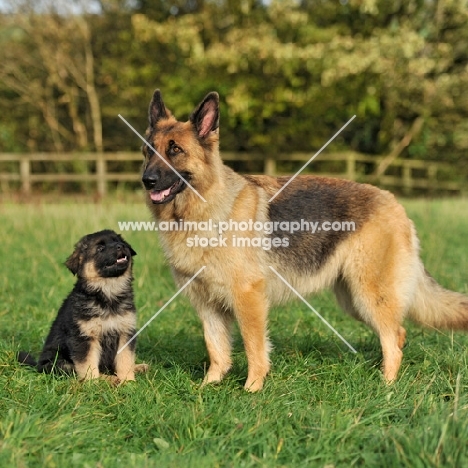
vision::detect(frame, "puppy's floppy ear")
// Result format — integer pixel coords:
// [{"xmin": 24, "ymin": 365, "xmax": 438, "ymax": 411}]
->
[
  {"xmin": 65, "ymin": 239, "xmax": 87, "ymax": 275},
  {"xmin": 65, "ymin": 249, "xmax": 81, "ymax": 275}
]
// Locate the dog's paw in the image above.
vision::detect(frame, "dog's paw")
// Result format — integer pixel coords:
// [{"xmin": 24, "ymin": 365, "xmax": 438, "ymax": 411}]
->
[
  {"xmin": 134, "ymin": 363, "xmax": 149, "ymax": 374},
  {"xmin": 102, "ymin": 375, "xmax": 121, "ymax": 386},
  {"xmin": 244, "ymin": 376, "xmax": 265, "ymax": 393}
]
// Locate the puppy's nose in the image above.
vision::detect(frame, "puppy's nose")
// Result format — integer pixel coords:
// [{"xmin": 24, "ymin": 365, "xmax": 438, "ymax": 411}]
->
[{"xmin": 142, "ymin": 173, "xmax": 159, "ymax": 190}]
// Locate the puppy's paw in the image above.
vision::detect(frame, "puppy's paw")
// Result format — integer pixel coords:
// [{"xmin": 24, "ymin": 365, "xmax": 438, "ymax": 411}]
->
[
  {"xmin": 134, "ymin": 363, "xmax": 149, "ymax": 374},
  {"xmin": 116, "ymin": 372, "xmax": 136, "ymax": 382},
  {"xmin": 102, "ymin": 375, "xmax": 121, "ymax": 386}
]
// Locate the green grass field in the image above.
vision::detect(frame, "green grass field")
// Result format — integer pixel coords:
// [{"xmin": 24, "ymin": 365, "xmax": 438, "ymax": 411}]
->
[{"xmin": 1, "ymin": 197, "xmax": 467, "ymax": 467}]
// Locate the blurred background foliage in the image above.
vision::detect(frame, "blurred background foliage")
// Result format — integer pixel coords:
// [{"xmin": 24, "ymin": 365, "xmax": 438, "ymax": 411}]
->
[{"xmin": 0, "ymin": 0, "xmax": 468, "ymax": 165}]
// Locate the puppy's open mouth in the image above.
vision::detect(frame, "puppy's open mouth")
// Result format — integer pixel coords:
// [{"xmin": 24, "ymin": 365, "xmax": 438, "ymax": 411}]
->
[
  {"xmin": 107, "ymin": 253, "xmax": 129, "ymax": 268},
  {"xmin": 149, "ymin": 178, "xmax": 186, "ymax": 204}
]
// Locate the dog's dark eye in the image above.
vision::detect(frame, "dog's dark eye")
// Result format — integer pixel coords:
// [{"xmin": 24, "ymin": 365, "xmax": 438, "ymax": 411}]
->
[
  {"xmin": 144, "ymin": 145, "xmax": 155, "ymax": 158},
  {"xmin": 96, "ymin": 244, "xmax": 105, "ymax": 252},
  {"xmin": 168, "ymin": 140, "xmax": 183, "ymax": 156}
]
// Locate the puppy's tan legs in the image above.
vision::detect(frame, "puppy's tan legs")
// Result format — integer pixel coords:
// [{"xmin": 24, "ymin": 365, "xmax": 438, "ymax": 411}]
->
[
  {"xmin": 233, "ymin": 280, "xmax": 270, "ymax": 392},
  {"xmin": 100, "ymin": 374, "xmax": 121, "ymax": 385},
  {"xmin": 199, "ymin": 306, "xmax": 234, "ymax": 386},
  {"xmin": 134, "ymin": 363, "xmax": 149, "ymax": 373},
  {"xmin": 114, "ymin": 336, "xmax": 136, "ymax": 381},
  {"xmin": 74, "ymin": 339, "xmax": 101, "ymax": 380}
]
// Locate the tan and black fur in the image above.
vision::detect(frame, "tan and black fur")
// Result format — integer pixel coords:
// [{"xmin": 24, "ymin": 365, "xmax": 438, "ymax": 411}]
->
[
  {"xmin": 141, "ymin": 89, "xmax": 468, "ymax": 392},
  {"xmin": 18, "ymin": 230, "xmax": 148, "ymax": 383}
]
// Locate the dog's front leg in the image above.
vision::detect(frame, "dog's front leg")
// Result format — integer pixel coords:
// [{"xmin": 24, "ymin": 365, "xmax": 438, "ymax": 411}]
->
[
  {"xmin": 114, "ymin": 335, "xmax": 136, "ymax": 381},
  {"xmin": 199, "ymin": 305, "xmax": 234, "ymax": 387},
  {"xmin": 233, "ymin": 280, "xmax": 271, "ymax": 392},
  {"xmin": 74, "ymin": 338, "xmax": 101, "ymax": 380}
]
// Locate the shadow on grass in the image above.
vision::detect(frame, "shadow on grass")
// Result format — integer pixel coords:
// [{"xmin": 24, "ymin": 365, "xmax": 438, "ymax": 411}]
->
[{"xmin": 134, "ymin": 321, "xmax": 388, "ymax": 389}]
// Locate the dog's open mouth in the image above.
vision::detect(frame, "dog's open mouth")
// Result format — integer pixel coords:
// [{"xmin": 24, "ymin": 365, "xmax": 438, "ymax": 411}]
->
[
  {"xmin": 107, "ymin": 253, "xmax": 128, "ymax": 269},
  {"xmin": 149, "ymin": 179, "xmax": 185, "ymax": 204}
]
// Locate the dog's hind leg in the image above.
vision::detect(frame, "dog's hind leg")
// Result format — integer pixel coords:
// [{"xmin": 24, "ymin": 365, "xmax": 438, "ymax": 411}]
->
[
  {"xmin": 333, "ymin": 276, "xmax": 362, "ymax": 321},
  {"xmin": 334, "ymin": 277, "xmax": 401, "ymax": 380},
  {"xmin": 343, "ymin": 261, "xmax": 410, "ymax": 382},
  {"xmin": 334, "ymin": 275, "xmax": 407, "ymax": 361},
  {"xmin": 134, "ymin": 363, "xmax": 149, "ymax": 373},
  {"xmin": 351, "ymin": 286, "xmax": 406, "ymax": 382},
  {"xmin": 339, "ymin": 202, "xmax": 419, "ymax": 382},
  {"xmin": 35, "ymin": 346, "xmax": 75, "ymax": 374},
  {"xmin": 38, "ymin": 359, "xmax": 74, "ymax": 374},
  {"xmin": 379, "ymin": 325, "xmax": 405, "ymax": 382}
]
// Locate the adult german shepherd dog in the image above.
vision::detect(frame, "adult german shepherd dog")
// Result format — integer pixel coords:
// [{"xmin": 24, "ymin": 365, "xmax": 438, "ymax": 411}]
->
[{"xmin": 142, "ymin": 90, "xmax": 468, "ymax": 392}]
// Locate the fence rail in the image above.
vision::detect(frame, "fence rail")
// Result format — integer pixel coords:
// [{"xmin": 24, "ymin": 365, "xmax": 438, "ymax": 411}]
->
[{"xmin": 0, "ymin": 152, "xmax": 466, "ymax": 196}]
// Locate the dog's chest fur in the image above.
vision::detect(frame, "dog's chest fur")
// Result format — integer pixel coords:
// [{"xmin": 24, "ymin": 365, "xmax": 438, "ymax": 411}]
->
[
  {"xmin": 73, "ymin": 275, "xmax": 136, "ymax": 338},
  {"xmin": 77, "ymin": 311, "xmax": 136, "ymax": 340}
]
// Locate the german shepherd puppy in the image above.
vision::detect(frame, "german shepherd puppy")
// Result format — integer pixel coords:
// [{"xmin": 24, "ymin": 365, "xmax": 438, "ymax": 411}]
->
[
  {"xmin": 141, "ymin": 89, "xmax": 468, "ymax": 392},
  {"xmin": 18, "ymin": 230, "xmax": 148, "ymax": 383}
]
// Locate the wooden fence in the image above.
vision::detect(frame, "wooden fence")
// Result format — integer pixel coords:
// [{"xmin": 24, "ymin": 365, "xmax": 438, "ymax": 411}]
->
[{"xmin": 0, "ymin": 151, "xmax": 466, "ymax": 196}]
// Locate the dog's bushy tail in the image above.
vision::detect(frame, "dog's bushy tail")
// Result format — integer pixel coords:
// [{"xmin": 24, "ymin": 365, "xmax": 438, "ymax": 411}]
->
[
  {"xmin": 17, "ymin": 351, "xmax": 38, "ymax": 367},
  {"xmin": 17, "ymin": 351, "xmax": 74, "ymax": 374},
  {"xmin": 408, "ymin": 267, "xmax": 468, "ymax": 330}
]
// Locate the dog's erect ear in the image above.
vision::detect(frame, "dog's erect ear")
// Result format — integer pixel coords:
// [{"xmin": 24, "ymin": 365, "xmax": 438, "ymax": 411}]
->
[
  {"xmin": 190, "ymin": 92, "xmax": 219, "ymax": 138},
  {"xmin": 117, "ymin": 234, "xmax": 137, "ymax": 257},
  {"xmin": 148, "ymin": 89, "xmax": 170, "ymax": 127},
  {"xmin": 65, "ymin": 248, "xmax": 82, "ymax": 276}
]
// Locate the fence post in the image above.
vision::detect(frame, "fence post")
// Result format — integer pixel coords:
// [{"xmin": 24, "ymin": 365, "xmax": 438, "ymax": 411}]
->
[
  {"xmin": 264, "ymin": 157, "xmax": 276, "ymax": 176},
  {"xmin": 20, "ymin": 156, "xmax": 31, "ymax": 195},
  {"xmin": 346, "ymin": 153, "xmax": 356, "ymax": 180},
  {"xmin": 96, "ymin": 153, "xmax": 106, "ymax": 197},
  {"xmin": 427, "ymin": 164, "xmax": 437, "ymax": 195},
  {"xmin": 402, "ymin": 162, "xmax": 412, "ymax": 195}
]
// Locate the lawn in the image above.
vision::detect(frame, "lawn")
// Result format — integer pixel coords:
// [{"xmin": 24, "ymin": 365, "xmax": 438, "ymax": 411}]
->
[{"xmin": 1, "ymin": 197, "xmax": 467, "ymax": 467}]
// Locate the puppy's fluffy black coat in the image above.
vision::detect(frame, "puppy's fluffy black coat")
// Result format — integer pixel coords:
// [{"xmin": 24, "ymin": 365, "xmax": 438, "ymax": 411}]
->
[{"xmin": 18, "ymin": 230, "xmax": 147, "ymax": 382}]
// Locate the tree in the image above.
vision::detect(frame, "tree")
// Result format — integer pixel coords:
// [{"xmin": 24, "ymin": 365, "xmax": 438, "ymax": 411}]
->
[
  {"xmin": 0, "ymin": 0, "xmax": 467, "ymax": 170},
  {"xmin": 0, "ymin": 2, "xmax": 102, "ymax": 152}
]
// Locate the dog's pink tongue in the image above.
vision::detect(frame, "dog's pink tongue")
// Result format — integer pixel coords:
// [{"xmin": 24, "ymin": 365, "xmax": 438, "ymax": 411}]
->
[{"xmin": 150, "ymin": 187, "xmax": 171, "ymax": 202}]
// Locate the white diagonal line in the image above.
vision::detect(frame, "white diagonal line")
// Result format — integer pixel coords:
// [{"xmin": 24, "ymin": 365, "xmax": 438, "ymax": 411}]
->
[
  {"xmin": 118, "ymin": 114, "xmax": 207, "ymax": 203},
  {"xmin": 117, "ymin": 266, "xmax": 206, "ymax": 354},
  {"xmin": 268, "ymin": 115, "xmax": 356, "ymax": 202},
  {"xmin": 269, "ymin": 266, "xmax": 357, "ymax": 353}
]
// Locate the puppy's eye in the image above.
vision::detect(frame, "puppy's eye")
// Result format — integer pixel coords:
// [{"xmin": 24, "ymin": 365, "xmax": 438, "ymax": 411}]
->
[{"xmin": 96, "ymin": 244, "xmax": 105, "ymax": 252}]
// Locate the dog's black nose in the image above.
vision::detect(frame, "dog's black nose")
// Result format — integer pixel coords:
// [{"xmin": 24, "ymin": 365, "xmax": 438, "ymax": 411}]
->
[{"xmin": 142, "ymin": 173, "xmax": 159, "ymax": 190}]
